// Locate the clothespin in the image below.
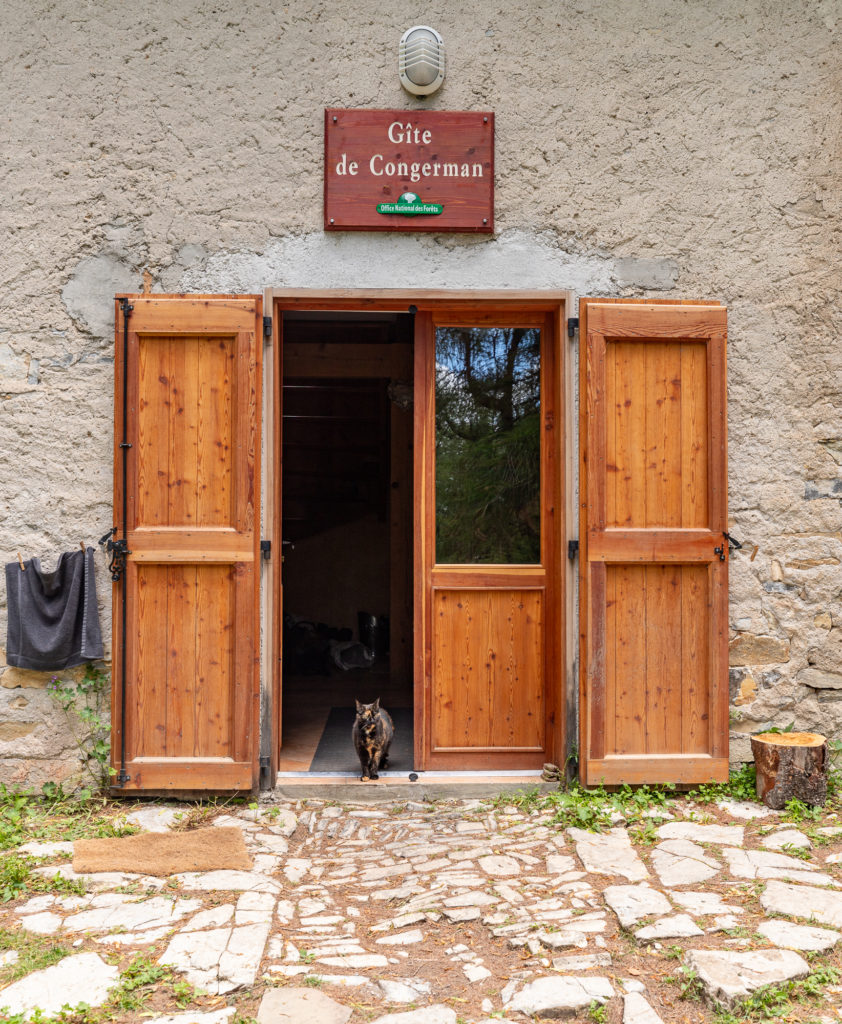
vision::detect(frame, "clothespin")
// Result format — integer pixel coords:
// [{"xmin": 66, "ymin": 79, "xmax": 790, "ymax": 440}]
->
[
  {"xmin": 17, "ymin": 552, "xmax": 25, "ymax": 571},
  {"xmin": 80, "ymin": 542, "xmax": 86, "ymax": 552}
]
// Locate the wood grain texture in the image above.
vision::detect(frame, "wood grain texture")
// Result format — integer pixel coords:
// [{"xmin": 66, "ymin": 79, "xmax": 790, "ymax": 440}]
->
[
  {"xmin": 414, "ymin": 311, "xmax": 435, "ymax": 770},
  {"xmin": 604, "ymin": 340, "xmax": 708, "ymax": 529},
  {"xmin": 585, "ymin": 755, "xmax": 729, "ymax": 786},
  {"xmin": 588, "ymin": 303, "xmax": 727, "ymax": 338},
  {"xmin": 682, "ymin": 564, "xmax": 711, "ymax": 755},
  {"xmin": 432, "ymin": 589, "xmax": 544, "ymax": 751},
  {"xmin": 123, "ymin": 760, "xmax": 254, "ymax": 791},
  {"xmin": 114, "ymin": 294, "xmax": 262, "ymax": 793},
  {"xmin": 579, "ymin": 298, "xmax": 728, "ymax": 787},
  {"xmin": 588, "ymin": 529, "xmax": 718, "ymax": 562},
  {"xmin": 136, "ymin": 335, "xmax": 235, "ymax": 528},
  {"xmin": 118, "ymin": 296, "xmax": 259, "ymax": 332},
  {"xmin": 611, "ymin": 564, "xmax": 645, "ymax": 756},
  {"xmin": 132, "ymin": 565, "xmax": 168, "ymax": 759}
]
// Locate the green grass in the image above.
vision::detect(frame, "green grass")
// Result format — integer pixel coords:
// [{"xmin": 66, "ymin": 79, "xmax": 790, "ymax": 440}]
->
[
  {"xmin": 490, "ymin": 760, "xmax": 780, "ymax": 831},
  {"xmin": 0, "ymin": 785, "xmax": 138, "ymax": 852},
  {"xmin": 587, "ymin": 1000, "xmax": 607, "ymax": 1023},
  {"xmin": 687, "ymin": 762, "xmax": 757, "ymax": 804},
  {"xmin": 0, "ymin": 928, "xmax": 71, "ymax": 986},
  {"xmin": 493, "ymin": 781, "xmax": 668, "ymax": 831},
  {"xmin": 676, "ymin": 965, "xmax": 704, "ymax": 1001},
  {"xmin": 780, "ymin": 842, "xmax": 812, "ymax": 860},
  {"xmin": 1, "ymin": 853, "xmax": 86, "ymax": 902},
  {"xmin": 782, "ymin": 798, "xmax": 824, "ymax": 824}
]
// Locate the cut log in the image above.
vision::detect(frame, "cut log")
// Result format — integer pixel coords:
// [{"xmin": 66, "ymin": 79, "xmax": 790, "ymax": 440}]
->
[{"xmin": 751, "ymin": 732, "xmax": 827, "ymax": 809}]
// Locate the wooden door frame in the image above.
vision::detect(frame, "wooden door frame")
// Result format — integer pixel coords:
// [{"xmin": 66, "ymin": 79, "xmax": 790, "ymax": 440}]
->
[{"xmin": 264, "ymin": 289, "xmax": 574, "ymax": 781}]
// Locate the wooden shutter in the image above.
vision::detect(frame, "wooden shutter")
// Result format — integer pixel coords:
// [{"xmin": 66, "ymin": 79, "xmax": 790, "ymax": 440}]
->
[
  {"xmin": 112, "ymin": 294, "xmax": 262, "ymax": 791},
  {"xmin": 579, "ymin": 299, "xmax": 729, "ymax": 786}
]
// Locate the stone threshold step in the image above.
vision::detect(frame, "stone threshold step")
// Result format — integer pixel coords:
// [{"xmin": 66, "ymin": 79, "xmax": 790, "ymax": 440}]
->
[{"xmin": 267, "ymin": 773, "xmax": 557, "ymax": 801}]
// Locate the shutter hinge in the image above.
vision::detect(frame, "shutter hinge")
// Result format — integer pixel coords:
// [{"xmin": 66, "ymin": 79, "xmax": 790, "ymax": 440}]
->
[
  {"xmin": 567, "ymin": 316, "xmax": 579, "ymax": 339},
  {"xmin": 260, "ymin": 540, "xmax": 271, "ymax": 560},
  {"xmin": 263, "ymin": 315, "xmax": 272, "ymax": 340},
  {"xmin": 259, "ymin": 755, "xmax": 271, "ymax": 768},
  {"xmin": 567, "ymin": 539, "xmax": 579, "ymax": 560}
]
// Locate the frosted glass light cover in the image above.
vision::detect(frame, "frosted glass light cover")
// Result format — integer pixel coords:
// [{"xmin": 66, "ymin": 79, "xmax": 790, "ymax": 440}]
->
[{"xmin": 399, "ymin": 26, "xmax": 445, "ymax": 96}]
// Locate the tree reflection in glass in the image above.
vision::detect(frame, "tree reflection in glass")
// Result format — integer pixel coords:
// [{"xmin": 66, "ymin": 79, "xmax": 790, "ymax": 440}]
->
[{"xmin": 435, "ymin": 326, "xmax": 541, "ymax": 564}]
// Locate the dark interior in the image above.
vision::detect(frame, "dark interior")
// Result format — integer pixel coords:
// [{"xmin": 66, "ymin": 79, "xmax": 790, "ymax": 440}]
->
[{"xmin": 279, "ymin": 312, "xmax": 414, "ymax": 772}]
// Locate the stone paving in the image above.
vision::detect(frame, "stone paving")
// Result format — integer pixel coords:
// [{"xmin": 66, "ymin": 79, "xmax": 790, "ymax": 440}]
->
[{"xmin": 2, "ymin": 794, "xmax": 842, "ymax": 1021}]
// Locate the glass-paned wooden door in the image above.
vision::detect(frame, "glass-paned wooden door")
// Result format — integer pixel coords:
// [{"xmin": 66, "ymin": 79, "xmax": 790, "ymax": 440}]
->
[{"xmin": 415, "ymin": 308, "xmax": 562, "ymax": 770}]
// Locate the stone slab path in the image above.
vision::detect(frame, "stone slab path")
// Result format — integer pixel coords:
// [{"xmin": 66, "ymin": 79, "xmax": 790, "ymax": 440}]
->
[{"xmin": 2, "ymin": 795, "xmax": 842, "ymax": 1021}]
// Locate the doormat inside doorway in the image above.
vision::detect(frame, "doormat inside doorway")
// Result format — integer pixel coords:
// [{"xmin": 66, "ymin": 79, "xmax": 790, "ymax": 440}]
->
[
  {"xmin": 73, "ymin": 826, "xmax": 252, "ymax": 877},
  {"xmin": 309, "ymin": 706, "xmax": 414, "ymax": 773}
]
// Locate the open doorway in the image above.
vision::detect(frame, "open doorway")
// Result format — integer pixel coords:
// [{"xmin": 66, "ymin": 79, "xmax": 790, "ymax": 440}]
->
[{"xmin": 278, "ymin": 312, "xmax": 414, "ymax": 772}]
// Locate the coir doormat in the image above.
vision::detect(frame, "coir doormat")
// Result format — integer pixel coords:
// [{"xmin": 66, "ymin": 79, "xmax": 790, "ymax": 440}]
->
[
  {"xmin": 73, "ymin": 826, "xmax": 252, "ymax": 876},
  {"xmin": 310, "ymin": 706, "xmax": 414, "ymax": 773}
]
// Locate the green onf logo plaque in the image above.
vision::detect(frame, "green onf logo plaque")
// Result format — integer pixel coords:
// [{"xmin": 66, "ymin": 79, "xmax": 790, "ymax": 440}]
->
[{"xmin": 376, "ymin": 193, "xmax": 444, "ymax": 217}]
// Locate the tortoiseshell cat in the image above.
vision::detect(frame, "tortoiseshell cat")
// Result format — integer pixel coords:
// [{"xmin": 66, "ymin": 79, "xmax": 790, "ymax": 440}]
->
[{"xmin": 352, "ymin": 698, "xmax": 394, "ymax": 781}]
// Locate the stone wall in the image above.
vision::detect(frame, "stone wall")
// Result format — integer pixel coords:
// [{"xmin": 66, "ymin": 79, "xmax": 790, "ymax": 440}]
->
[{"xmin": 1, "ymin": 0, "xmax": 840, "ymax": 788}]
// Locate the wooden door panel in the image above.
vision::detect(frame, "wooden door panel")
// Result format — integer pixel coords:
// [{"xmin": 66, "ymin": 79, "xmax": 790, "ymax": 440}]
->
[
  {"xmin": 603, "ymin": 563, "xmax": 711, "ymax": 757},
  {"xmin": 431, "ymin": 588, "xmax": 544, "ymax": 753},
  {"xmin": 135, "ymin": 562, "xmax": 238, "ymax": 761},
  {"xmin": 136, "ymin": 334, "xmax": 238, "ymax": 528},
  {"xmin": 113, "ymin": 294, "xmax": 261, "ymax": 792},
  {"xmin": 418, "ymin": 306, "xmax": 563, "ymax": 770},
  {"xmin": 606, "ymin": 339, "xmax": 712, "ymax": 528},
  {"xmin": 604, "ymin": 340, "xmax": 709, "ymax": 529},
  {"xmin": 580, "ymin": 299, "xmax": 728, "ymax": 786}
]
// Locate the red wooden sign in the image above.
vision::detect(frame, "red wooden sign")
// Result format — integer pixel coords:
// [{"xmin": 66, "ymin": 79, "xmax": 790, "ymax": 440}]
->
[{"xmin": 324, "ymin": 109, "xmax": 494, "ymax": 233}]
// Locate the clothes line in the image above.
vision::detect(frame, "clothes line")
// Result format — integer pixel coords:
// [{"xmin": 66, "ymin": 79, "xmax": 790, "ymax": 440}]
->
[{"xmin": 15, "ymin": 541, "xmax": 88, "ymax": 572}]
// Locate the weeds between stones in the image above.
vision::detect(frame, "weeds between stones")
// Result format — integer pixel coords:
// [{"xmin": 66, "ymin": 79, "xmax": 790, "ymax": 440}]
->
[
  {"xmin": 782, "ymin": 798, "xmax": 824, "ymax": 824},
  {"xmin": 0, "ymin": 952, "xmax": 203, "ymax": 1024},
  {"xmin": 0, "ymin": 928, "xmax": 70, "ymax": 985},
  {"xmin": 780, "ymin": 842, "xmax": 813, "ymax": 860},
  {"xmin": 169, "ymin": 797, "xmax": 233, "ymax": 832},
  {"xmin": 676, "ymin": 964, "xmax": 704, "ymax": 1001},
  {"xmin": 1, "ymin": 853, "xmax": 86, "ymax": 902},
  {"xmin": 587, "ymin": 999, "xmax": 607, "ymax": 1022},
  {"xmin": 491, "ymin": 764, "xmax": 758, "ymax": 832},
  {"xmin": 0, "ymin": 785, "xmax": 137, "ymax": 852},
  {"xmin": 709, "ymin": 964, "xmax": 840, "ymax": 1024}
]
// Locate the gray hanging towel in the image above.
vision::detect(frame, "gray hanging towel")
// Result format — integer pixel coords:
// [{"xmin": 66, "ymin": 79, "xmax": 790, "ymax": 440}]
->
[{"xmin": 5, "ymin": 547, "xmax": 104, "ymax": 670}]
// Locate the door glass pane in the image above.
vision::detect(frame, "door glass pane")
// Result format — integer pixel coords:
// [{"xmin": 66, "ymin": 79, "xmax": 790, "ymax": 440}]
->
[{"xmin": 435, "ymin": 326, "xmax": 541, "ymax": 564}]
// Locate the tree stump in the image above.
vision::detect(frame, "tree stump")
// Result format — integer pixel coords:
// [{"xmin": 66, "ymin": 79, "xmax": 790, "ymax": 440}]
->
[{"xmin": 751, "ymin": 732, "xmax": 827, "ymax": 809}]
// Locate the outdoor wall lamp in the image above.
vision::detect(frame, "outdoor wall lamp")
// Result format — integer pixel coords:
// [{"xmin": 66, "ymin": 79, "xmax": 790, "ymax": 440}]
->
[{"xmin": 399, "ymin": 26, "xmax": 445, "ymax": 97}]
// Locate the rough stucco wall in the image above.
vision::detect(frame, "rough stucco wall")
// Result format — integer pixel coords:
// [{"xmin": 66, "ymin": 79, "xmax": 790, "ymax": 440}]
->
[{"xmin": 0, "ymin": 0, "xmax": 840, "ymax": 787}]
